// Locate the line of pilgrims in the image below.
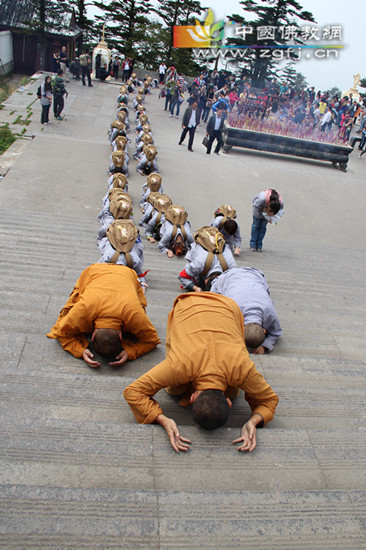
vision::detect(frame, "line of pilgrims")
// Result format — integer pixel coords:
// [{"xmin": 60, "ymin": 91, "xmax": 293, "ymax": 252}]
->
[{"xmin": 96, "ymin": 73, "xmax": 243, "ymax": 293}]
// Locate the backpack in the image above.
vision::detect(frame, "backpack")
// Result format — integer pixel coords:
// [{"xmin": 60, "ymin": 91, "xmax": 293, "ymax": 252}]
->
[
  {"xmin": 108, "ymin": 188, "xmax": 131, "ymax": 202},
  {"xmin": 153, "ymin": 194, "xmax": 172, "ymax": 227},
  {"xmin": 111, "ymin": 173, "xmax": 128, "ymax": 190},
  {"xmin": 106, "ymin": 219, "xmax": 138, "ymax": 267},
  {"xmin": 117, "ymin": 111, "xmax": 126, "ymax": 123},
  {"xmin": 141, "ymin": 133, "xmax": 153, "ymax": 146},
  {"xmin": 147, "ymin": 172, "xmax": 161, "ymax": 192},
  {"xmin": 146, "ymin": 191, "xmax": 160, "ymax": 206},
  {"xmin": 214, "ymin": 204, "xmax": 237, "ymax": 228},
  {"xmin": 115, "ymin": 136, "xmax": 128, "ymax": 151},
  {"xmin": 109, "ymin": 190, "xmax": 133, "ymax": 219},
  {"xmin": 79, "ymin": 54, "xmax": 88, "ymax": 67},
  {"xmin": 37, "ymin": 85, "xmax": 42, "ymax": 99},
  {"xmin": 193, "ymin": 226, "xmax": 228, "ymax": 277},
  {"xmin": 154, "ymin": 193, "xmax": 172, "ymax": 220},
  {"xmin": 164, "ymin": 205, "xmax": 188, "ymax": 241},
  {"xmin": 144, "ymin": 145, "xmax": 157, "ymax": 161},
  {"xmin": 111, "ymin": 120, "xmax": 125, "ymax": 131},
  {"xmin": 52, "ymin": 77, "xmax": 64, "ymax": 96},
  {"xmin": 111, "ymin": 150, "xmax": 126, "ymax": 170}
]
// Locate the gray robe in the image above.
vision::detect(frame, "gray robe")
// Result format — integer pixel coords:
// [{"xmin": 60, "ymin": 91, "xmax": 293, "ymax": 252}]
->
[
  {"xmin": 158, "ymin": 220, "xmax": 194, "ymax": 254},
  {"xmin": 209, "ymin": 217, "xmax": 242, "ymax": 249},
  {"xmin": 178, "ymin": 243, "xmax": 236, "ymax": 291},
  {"xmin": 211, "ymin": 266, "xmax": 282, "ymax": 351}
]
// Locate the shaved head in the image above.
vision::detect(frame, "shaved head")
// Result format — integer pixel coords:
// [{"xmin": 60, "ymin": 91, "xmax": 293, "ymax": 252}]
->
[
  {"xmin": 93, "ymin": 328, "xmax": 122, "ymax": 359},
  {"xmin": 244, "ymin": 323, "xmax": 265, "ymax": 349}
]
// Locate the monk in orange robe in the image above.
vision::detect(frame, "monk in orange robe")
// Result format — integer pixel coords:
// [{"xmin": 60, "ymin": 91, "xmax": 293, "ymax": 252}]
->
[
  {"xmin": 123, "ymin": 293, "xmax": 278, "ymax": 452},
  {"xmin": 47, "ymin": 264, "xmax": 160, "ymax": 368}
]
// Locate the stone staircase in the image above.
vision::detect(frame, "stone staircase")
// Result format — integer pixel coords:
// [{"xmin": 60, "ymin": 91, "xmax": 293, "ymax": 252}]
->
[{"xmin": 0, "ymin": 75, "xmax": 365, "ymax": 549}]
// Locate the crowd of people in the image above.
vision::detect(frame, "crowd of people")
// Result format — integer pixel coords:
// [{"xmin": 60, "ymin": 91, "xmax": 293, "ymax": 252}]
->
[
  {"xmin": 47, "ymin": 75, "xmax": 287, "ymax": 453},
  {"xmin": 160, "ymin": 66, "xmax": 366, "ymax": 147}
]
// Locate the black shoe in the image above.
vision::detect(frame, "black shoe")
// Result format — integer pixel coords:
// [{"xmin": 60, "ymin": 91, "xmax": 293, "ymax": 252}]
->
[
  {"xmin": 178, "ymin": 141, "xmax": 183, "ymax": 145},
  {"xmin": 82, "ymin": 82, "xmax": 86, "ymax": 86},
  {"xmin": 88, "ymin": 84, "xmax": 93, "ymax": 87},
  {"xmin": 188, "ymin": 148, "xmax": 193, "ymax": 152}
]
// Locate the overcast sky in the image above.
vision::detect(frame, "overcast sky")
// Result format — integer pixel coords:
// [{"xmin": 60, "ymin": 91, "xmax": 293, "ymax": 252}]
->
[{"xmin": 202, "ymin": 0, "xmax": 364, "ymax": 92}]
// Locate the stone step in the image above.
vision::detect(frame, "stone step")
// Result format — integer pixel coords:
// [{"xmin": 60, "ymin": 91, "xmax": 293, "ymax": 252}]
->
[
  {"xmin": 0, "ymin": 484, "xmax": 365, "ymax": 549},
  {"xmin": 0, "ymin": 364, "xmax": 365, "ymax": 431},
  {"xmin": 0, "ymin": 412, "xmax": 365, "ymax": 492}
]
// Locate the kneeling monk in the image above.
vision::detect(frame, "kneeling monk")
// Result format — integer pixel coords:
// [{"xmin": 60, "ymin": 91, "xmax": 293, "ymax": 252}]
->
[
  {"xmin": 47, "ymin": 264, "xmax": 160, "ymax": 368},
  {"xmin": 123, "ymin": 293, "xmax": 278, "ymax": 452}
]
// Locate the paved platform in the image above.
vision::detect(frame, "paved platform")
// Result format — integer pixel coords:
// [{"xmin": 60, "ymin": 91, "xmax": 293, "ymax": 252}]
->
[{"xmin": 0, "ymin": 74, "xmax": 366, "ymax": 549}]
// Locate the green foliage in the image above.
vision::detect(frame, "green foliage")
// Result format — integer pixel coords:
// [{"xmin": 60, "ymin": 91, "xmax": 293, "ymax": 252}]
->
[
  {"xmin": 153, "ymin": 0, "xmax": 206, "ymax": 65},
  {"xmin": 137, "ymin": 23, "xmax": 170, "ymax": 69},
  {"xmin": 0, "ymin": 77, "xmax": 12, "ymax": 103},
  {"xmin": 27, "ymin": 0, "xmax": 71, "ymax": 35},
  {"xmin": 93, "ymin": 0, "xmax": 207, "ymax": 73},
  {"xmin": 359, "ymin": 78, "xmax": 366, "ymax": 89},
  {"xmin": 292, "ymin": 71, "xmax": 308, "ymax": 92},
  {"xmin": 227, "ymin": 0, "xmax": 316, "ymax": 88},
  {"xmin": 12, "ymin": 114, "xmax": 31, "ymax": 126},
  {"xmin": 325, "ymin": 86, "xmax": 341, "ymax": 98},
  {"xmin": 280, "ymin": 62, "xmax": 308, "ymax": 91},
  {"xmin": 19, "ymin": 77, "xmax": 31, "ymax": 86},
  {"xmin": 0, "ymin": 126, "xmax": 16, "ymax": 155},
  {"xmin": 93, "ymin": 0, "xmax": 152, "ymax": 60}
]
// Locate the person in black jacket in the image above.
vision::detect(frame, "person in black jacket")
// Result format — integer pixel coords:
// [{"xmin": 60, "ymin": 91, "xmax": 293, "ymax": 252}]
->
[
  {"xmin": 53, "ymin": 69, "xmax": 68, "ymax": 120},
  {"xmin": 206, "ymin": 108, "xmax": 225, "ymax": 155},
  {"xmin": 178, "ymin": 101, "xmax": 199, "ymax": 152}
]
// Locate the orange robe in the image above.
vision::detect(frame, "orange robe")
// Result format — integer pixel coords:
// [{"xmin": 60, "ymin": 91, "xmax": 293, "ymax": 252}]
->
[
  {"xmin": 47, "ymin": 264, "xmax": 160, "ymax": 359},
  {"xmin": 123, "ymin": 293, "xmax": 278, "ymax": 425}
]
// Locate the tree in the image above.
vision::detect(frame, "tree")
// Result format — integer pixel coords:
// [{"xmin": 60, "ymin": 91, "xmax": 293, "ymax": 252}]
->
[
  {"xmin": 325, "ymin": 86, "xmax": 341, "ymax": 98},
  {"xmin": 137, "ymin": 22, "xmax": 170, "ymax": 69},
  {"xmin": 226, "ymin": 0, "xmax": 316, "ymax": 88},
  {"xmin": 69, "ymin": 0, "xmax": 95, "ymax": 52},
  {"xmin": 27, "ymin": 0, "xmax": 71, "ymax": 69},
  {"xmin": 279, "ymin": 62, "xmax": 308, "ymax": 92},
  {"xmin": 93, "ymin": 0, "xmax": 152, "ymax": 61},
  {"xmin": 153, "ymin": 0, "xmax": 207, "ymax": 74},
  {"xmin": 292, "ymin": 71, "xmax": 308, "ymax": 93},
  {"xmin": 154, "ymin": 0, "xmax": 205, "ymax": 60},
  {"xmin": 280, "ymin": 62, "xmax": 297, "ymax": 86},
  {"xmin": 360, "ymin": 78, "xmax": 366, "ymax": 89}
]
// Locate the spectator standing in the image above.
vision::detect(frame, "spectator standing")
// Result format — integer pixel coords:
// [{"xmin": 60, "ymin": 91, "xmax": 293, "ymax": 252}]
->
[
  {"xmin": 53, "ymin": 69, "xmax": 68, "ymax": 120},
  {"xmin": 178, "ymin": 100, "xmax": 199, "ymax": 151},
  {"xmin": 59, "ymin": 46, "xmax": 69, "ymax": 82},
  {"xmin": 40, "ymin": 76, "xmax": 53, "ymax": 125},
  {"xmin": 80, "ymin": 52, "xmax": 93, "ymax": 87},
  {"xmin": 158, "ymin": 62, "xmax": 167, "ymax": 84},
  {"xmin": 202, "ymin": 85, "xmax": 214, "ymax": 123},
  {"xmin": 122, "ymin": 58, "xmax": 131, "ymax": 82},
  {"xmin": 206, "ymin": 107, "xmax": 225, "ymax": 155},
  {"xmin": 170, "ymin": 83, "xmax": 184, "ymax": 118},
  {"xmin": 52, "ymin": 50, "xmax": 60, "ymax": 73},
  {"xmin": 112, "ymin": 56, "xmax": 120, "ymax": 79}
]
